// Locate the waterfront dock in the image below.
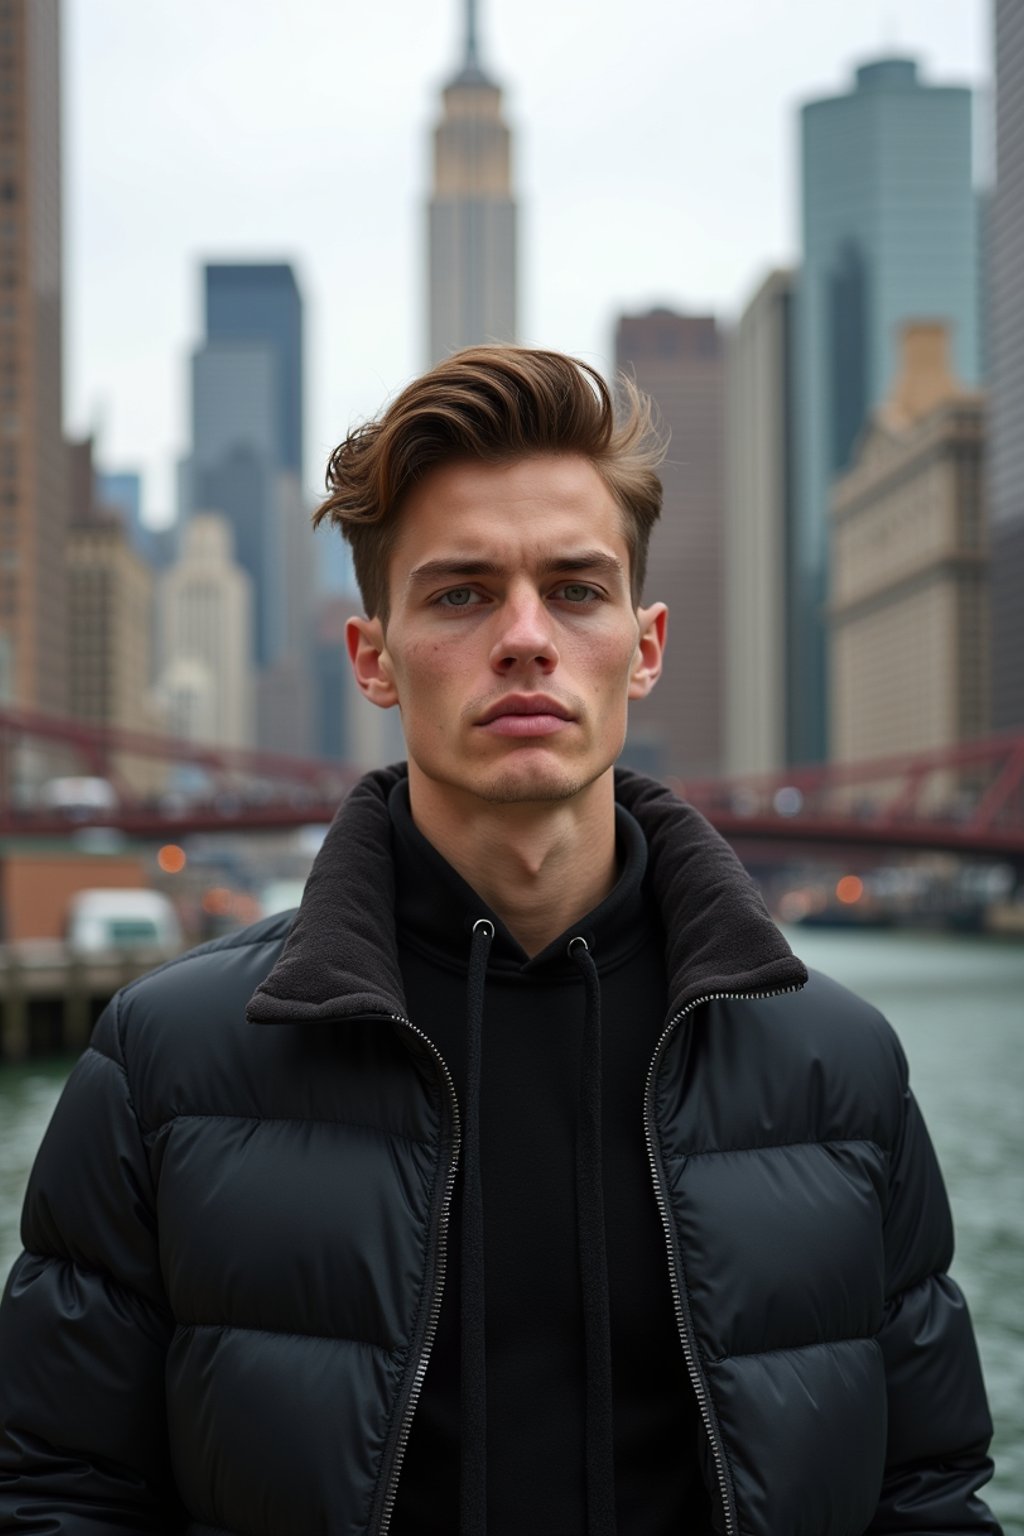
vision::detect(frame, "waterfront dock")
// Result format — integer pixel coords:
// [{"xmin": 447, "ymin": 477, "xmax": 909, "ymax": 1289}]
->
[{"xmin": 0, "ymin": 943, "xmax": 175, "ymax": 1061}]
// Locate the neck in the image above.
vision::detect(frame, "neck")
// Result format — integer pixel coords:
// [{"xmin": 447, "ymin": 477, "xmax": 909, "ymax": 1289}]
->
[{"xmin": 407, "ymin": 767, "xmax": 619, "ymax": 957}]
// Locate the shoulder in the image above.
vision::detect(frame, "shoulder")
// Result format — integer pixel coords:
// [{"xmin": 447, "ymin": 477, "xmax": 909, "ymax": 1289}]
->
[
  {"xmin": 90, "ymin": 911, "xmax": 297, "ymax": 1123},
  {"xmin": 725, "ymin": 965, "xmax": 904, "ymax": 1069},
  {"xmin": 696, "ymin": 968, "xmax": 909, "ymax": 1152},
  {"xmin": 119, "ymin": 908, "xmax": 294, "ymax": 1022}
]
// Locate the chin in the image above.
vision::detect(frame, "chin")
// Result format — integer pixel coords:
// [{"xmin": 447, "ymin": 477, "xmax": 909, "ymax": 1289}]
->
[
  {"xmin": 473, "ymin": 754, "xmax": 608, "ymax": 806},
  {"xmin": 480, "ymin": 774, "xmax": 584, "ymax": 805}
]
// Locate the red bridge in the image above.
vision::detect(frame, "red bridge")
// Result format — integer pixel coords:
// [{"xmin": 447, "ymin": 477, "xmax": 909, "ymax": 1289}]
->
[{"xmin": 2, "ymin": 708, "xmax": 1023, "ymax": 866}]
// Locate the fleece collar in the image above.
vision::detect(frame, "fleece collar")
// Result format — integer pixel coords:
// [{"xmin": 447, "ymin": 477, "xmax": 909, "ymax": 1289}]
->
[{"xmin": 245, "ymin": 762, "xmax": 807, "ymax": 1028}]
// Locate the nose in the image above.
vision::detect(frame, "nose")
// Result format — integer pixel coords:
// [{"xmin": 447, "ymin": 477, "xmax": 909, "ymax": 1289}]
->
[{"xmin": 488, "ymin": 586, "xmax": 559, "ymax": 674}]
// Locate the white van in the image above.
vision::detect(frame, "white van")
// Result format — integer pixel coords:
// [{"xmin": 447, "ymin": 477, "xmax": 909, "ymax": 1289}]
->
[{"xmin": 66, "ymin": 889, "xmax": 183, "ymax": 956}]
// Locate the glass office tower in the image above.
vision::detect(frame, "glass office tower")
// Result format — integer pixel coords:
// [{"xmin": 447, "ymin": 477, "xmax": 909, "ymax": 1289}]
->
[
  {"xmin": 190, "ymin": 264, "xmax": 306, "ymax": 665},
  {"xmin": 205, "ymin": 264, "xmax": 303, "ymax": 476},
  {"xmin": 793, "ymin": 58, "xmax": 978, "ymax": 764}
]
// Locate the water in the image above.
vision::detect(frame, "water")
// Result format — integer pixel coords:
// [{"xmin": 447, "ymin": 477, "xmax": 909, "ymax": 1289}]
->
[
  {"xmin": 785, "ymin": 929, "xmax": 1024, "ymax": 1533},
  {"xmin": 0, "ymin": 1056, "xmax": 75, "ymax": 1282},
  {"xmin": 0, "ymin": 929, "xmax": 1020, "ymax": 1530}
]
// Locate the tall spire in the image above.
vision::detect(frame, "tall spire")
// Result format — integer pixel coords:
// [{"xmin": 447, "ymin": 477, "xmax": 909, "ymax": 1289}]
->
[
  {"xmin": 464, "ymin": 0, "xmax": 479, "ymax": 68},
  {"xmin": 449, "ymin": 0, "xmax": 494, "ymax": 87},
  {"xmin": 428, "ymin": 0, "xmax": 517, "ymax": 362}
]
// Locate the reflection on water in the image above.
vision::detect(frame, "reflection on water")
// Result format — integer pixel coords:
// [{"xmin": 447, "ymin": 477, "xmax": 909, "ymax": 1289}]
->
[{"xmin": 0, "ymin": 930, "xmax": 1021, "ymax": 1530}]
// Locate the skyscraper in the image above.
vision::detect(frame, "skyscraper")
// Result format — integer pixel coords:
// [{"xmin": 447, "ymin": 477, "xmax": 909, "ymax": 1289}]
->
[
  {"xmin": 795, "ymin": 58, "xmax": 979, "ymax": 763},
  {"xmin": 427, "ymin": 0, "xmax": 517, "ymax": 363},
  {"xmin": 191, "ymin": 334, "xmax": 282, "ymax": 667},
  {"xmin": 0, "ymin": 0, "xmax": 66, "ymax": 712},
  {"xmin": 189, "ymin": 263, "xmax": 308, "ymax": 682},
  {"xmin": 990, "ymin": 0, "xmax": 1024, "ymax": 728},
  {"xmin": 67, "ymin": 484, "xmax": 158, "ymax": 786},
  {"xmin": 158, "ymin": 515, "xmax": 254, "ymax": 750},
  {"xmin": 615, "ymin": 309, "xmax": 726, "ymax": 781},
  {"xmin": 205, "ymin": 264, "xmax": 303, "ymax": 476},
  {"xmin": 724, "ymin": 269, "xmax": 796, "ymax": 775},
  {"xmin": 829, "ymin": 324, "xmax": 988, "ymax": 767}
]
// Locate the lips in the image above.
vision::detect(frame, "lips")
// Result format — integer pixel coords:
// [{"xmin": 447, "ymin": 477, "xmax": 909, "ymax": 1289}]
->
[{"xmin": 477, "ymin": 695, "xmax": 575, "ymax": 725}]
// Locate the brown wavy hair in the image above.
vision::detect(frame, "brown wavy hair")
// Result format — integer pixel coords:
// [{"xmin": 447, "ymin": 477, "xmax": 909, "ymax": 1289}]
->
[{"xmin": 312, "ymin": 344, "xmax": 665, "ymax": 623}]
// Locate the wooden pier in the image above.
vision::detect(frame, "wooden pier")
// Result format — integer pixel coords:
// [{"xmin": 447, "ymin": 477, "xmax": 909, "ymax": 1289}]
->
[{"xmin": 0, "ymin": 943, "xmax": 176, "ymax": 1061}]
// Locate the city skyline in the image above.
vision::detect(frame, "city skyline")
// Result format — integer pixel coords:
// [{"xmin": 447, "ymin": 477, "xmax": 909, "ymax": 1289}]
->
[{"xmin": 64, "ymin": 0, "xmax": 989, "ymax": 523}]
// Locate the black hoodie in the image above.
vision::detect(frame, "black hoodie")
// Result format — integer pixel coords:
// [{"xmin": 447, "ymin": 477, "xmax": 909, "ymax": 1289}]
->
[{"xmin": 387, "ymin": 781, "xmax": 712, "ymax": 1535}]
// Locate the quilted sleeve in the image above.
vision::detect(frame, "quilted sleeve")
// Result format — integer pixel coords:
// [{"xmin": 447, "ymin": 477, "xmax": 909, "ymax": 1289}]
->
[
  {"xmin": 868, "ymin": 1029, "xmax": 1002, "ymax": 1534},
  {"xmin": 0, "ymin": 996, "xmax": 184, "ymax": 1531}
]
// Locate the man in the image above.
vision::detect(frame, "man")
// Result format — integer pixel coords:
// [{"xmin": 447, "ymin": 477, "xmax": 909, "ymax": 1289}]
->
[{"xmin": 0, "ymin": 347, "xmax": 1000, "ymax": 1535}]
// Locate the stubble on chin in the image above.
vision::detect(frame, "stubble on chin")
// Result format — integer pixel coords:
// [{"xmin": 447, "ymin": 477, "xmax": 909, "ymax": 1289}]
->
[{"xmin": 475, "ymin": 754, "xmax": 606, "ymax": 805}]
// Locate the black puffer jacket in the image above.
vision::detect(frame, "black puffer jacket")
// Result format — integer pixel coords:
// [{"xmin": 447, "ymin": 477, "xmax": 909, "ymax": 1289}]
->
[{"xmin": 0, "ymin": 766, "xmax": 999, "ymax": 1535}]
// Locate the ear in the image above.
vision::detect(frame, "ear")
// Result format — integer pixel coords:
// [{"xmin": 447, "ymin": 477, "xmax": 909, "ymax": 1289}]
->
[
  {"xmin": 346, "ymin": 616, "xmax": 399, "ymax": 710},
  {"xmin": 628, "ymin": 602, "xmax": 667, "ymax": 700}
]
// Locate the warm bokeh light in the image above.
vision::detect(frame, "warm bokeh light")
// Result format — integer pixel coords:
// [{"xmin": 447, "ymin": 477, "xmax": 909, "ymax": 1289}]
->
[
  {"xmin": 157, "ymin": 844, "xmax": 187, "ymax": 875},
  {"xmin": 200, "ymin": 887, "xmax": 263, "ymax": 923},
  {"xmin": 836, "ymin": 875, "xmax": 864, "ymax": 905}
]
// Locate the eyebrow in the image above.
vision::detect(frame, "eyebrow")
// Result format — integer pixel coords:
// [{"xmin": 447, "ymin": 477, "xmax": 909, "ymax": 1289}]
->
[{"xmin": 406, "ymin": 550, "xmax": 627, "ymax": 589}]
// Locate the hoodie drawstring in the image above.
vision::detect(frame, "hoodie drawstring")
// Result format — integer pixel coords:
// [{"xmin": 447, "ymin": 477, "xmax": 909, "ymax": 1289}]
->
[
  {"xmin": 461, "ymin": 917, "xmax": 494, "ymax": 1536},
  {"xmin": 568, "ymin": 935, "xmax": 618, "ymax": 1536}
]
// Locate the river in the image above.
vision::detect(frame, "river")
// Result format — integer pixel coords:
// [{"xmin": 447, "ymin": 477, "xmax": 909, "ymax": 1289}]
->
[{"xmin": 0, "ymin": 927, "xmax": 1021, "ymax": 1530}]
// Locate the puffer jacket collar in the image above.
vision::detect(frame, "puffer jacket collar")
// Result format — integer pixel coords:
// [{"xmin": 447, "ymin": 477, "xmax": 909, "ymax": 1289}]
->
[{"xmin": 245, "ymin": 762, "xmax": 807, "ymax": 1027}]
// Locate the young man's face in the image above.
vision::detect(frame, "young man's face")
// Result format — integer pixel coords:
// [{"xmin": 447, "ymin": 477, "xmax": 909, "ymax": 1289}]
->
[{"xmin": 347, "ymin": 454, "xmax": 666, "ymax": 808}]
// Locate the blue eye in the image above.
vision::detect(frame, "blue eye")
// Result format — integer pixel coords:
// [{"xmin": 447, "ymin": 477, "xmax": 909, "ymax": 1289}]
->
[{"xmin": 439, "ymin": 587, "xmax": 476, "ymax": 607}]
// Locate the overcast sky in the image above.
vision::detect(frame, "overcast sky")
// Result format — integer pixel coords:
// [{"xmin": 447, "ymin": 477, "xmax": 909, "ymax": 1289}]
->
[{"xmin": 64, "ymin": 0, "xmax": 991, "ymax": 524}]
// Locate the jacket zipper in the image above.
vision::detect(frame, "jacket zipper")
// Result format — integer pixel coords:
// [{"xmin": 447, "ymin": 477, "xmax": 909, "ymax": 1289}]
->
[
  {"xmin": 377, "ymin": 981, "xmax": 803, "ymax": 1533},
  {"xmin": 377, "ymin": 1016, "xmax": 461, "ymax": 1536},
  {"xmin": 643, "ymin": 984, "xmax": 804, "ymax": 1536}
]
